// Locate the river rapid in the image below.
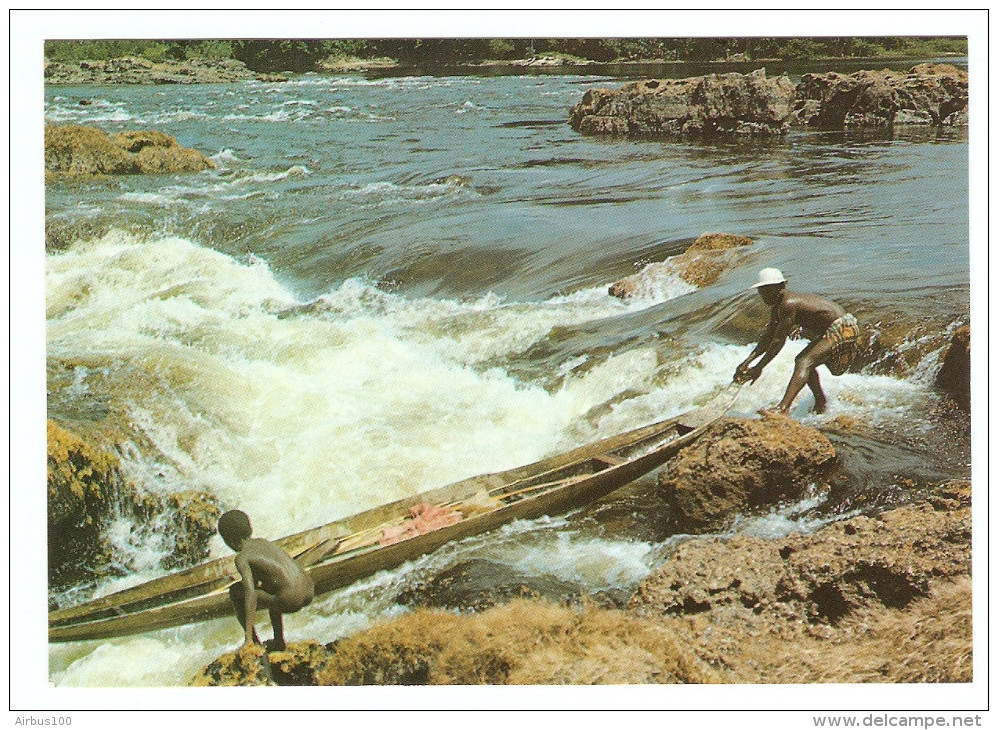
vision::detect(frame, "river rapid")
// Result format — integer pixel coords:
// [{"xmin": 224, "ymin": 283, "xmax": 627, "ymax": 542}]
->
[{"xmin": 45, "ymin": 60, "xmax": 970, "ymax": 686}]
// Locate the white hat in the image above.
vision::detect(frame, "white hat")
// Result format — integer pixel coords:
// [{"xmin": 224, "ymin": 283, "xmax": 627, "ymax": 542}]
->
[{"xmin": 750, "ymin": 267, "xmax": 786, "ymax": 289}]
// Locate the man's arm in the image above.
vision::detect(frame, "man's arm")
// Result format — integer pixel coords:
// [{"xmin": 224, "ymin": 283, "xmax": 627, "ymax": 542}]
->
[
  {"xmin": 235, "ymin": 554, "xmax": 257, "ymax": 646},
  {"xmin": 735, "ymin": 306, "xmax": 794, "ymax": 381}
]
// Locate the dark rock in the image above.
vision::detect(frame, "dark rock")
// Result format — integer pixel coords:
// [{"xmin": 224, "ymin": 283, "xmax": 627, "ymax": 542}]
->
[
  {"xmin": 935, "ymin": 325, "xmax": 970, "ymax": 410},
  {"xmin": 159, "ymin": 491, "xmax": 223, "ymax": 570},
  {"xmin": 569, "ymin": 70, "xmax": 794, "ymax": 138},
  {"xmin": 631, "ymin": 480, "xmax": 970, "ymax": 626},
  {"xmin": 792, "ymin": 65, "xmax": 968, "ymax": 129},
  {"xmin": 266, "ymin": 641, "xmax": 330, "ymax": 686},
  {"xmin": 657, "ymin": 416, "xmax": 836, "ymax": 532},
  {"xmin": 47, "ymin": 419, "xmax": 221, "ymax": 587},
  {"xmin": 571, "ymin": 65, "xmax": 967, "ymax": 140},
  {"xmin": 47, "ymin": 420, "xmax": 122, "ymax": 586},
  {"xmin": 396, "ymin": 559, "xmax": 583, "ymax": 612}
]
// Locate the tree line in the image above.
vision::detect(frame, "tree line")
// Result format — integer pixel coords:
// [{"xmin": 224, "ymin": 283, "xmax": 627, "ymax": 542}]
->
[{"xmin": 45, "ymin": 37, "xmax": 967, "ymax": 72}]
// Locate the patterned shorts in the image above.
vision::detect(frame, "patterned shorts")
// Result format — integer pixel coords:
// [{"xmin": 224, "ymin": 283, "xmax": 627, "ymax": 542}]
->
[{"xmin": 822, "ymin": 314, "xmax": 861, "ymax": 376}]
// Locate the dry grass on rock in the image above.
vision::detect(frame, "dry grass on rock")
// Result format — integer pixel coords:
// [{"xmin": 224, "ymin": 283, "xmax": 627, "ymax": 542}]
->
[{"xmin": 316, "ymin": 599, "xmax": 716, "ymax": 685}]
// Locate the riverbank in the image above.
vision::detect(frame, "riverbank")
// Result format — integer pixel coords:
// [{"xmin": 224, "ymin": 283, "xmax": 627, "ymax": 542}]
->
[{"xmin": 43, "ymin": 51, "xmax": 967, "ymax": 85}]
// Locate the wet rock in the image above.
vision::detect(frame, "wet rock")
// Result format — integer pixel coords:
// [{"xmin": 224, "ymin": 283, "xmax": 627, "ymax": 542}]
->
[
  {"xmin": 396, "ymin": 559, "xmax": 583, "ymax": 612},
  {"xmin": 657, "ymin": 416, "xmax": 836, "ymax": 533},
  {"xmin": 47, "ymin": 419, "xmax": 220, "ymax": 586},
  {"xmin": 572, "ymin": 65, "xmax": 967, "ymax": 141},
  {"xmin": 856, "ymin": 310, "xmax": 959, "ymax": 378},
  {"xmin": 266, "ymin": 641, "xmax": 331, "ymax": 686},
  {"xmin": 632, "ymin": 479, "xmax": 970, "ymax": 629},
  {"xmin": 47, "ymin": 420, "xmax": 123, "ymax": 586},
  {"xmin": 256, "ymin": 73, "xmax": 289, "ymax": 83},
  {"xmin": 935, "ymin": 325, "xmax": 970, "ymax": 410},
  {"xmin": 45, "ymin": 125, "xmax": 214, "ymax": 180},
  {"xmin": 609, "ymin": 233, "xmax": 753, "ymax": 298},
  {"xmin": 569, "ymin": 69, "xmax": 795, "ymax": 138},
  {"xmin": 159, "ymin": 491, "xmax": 223, "ymax": 570},
  {"xmin": 190, "ymin": 644, "xmax": 275, "ymax": 686},
  {"xmin": 792, "ymin": 65, "xmax": 968, "ymax": 129}
]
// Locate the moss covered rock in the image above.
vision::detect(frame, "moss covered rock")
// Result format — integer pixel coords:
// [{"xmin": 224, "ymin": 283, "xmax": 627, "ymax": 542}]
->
[
  {"xmin": 45, "ymin": 125, "xmax": 214, "ymax": 180},
  {"xmin": 47, "ymin": 420, "xmax": 122, "ymax": 586},
  {"xmin": 190, "ymin": 644, "xmax": 275, "ymax": 686}
]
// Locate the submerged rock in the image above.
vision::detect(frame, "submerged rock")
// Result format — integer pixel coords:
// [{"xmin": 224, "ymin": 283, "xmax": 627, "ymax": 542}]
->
[
  {"xmin": 608, "ymin": 232, "xmax": 753, "ymax": 298},
  {"xmin": 45, "ymin": 124, "xmax": 214, "ymax": 179},
  {"xmin": 657, "ymin": 416, "xmax": 836, "ymax": 532},
  {"xmin": 569, "ymin": 69, "xmax": 795, "ymax": 138},
  {"xmin": 396, "ymin": 558, "xmax": 583, "ymax": 611},
  {"xmin": 935, "ymin": 325, "xmax": 970, "ymax": 410}
]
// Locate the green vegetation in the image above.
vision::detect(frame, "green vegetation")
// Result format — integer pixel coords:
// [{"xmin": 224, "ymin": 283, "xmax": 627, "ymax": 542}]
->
[{"xmin": 44, "ymin": 36, "xmax": 968, "ymax": 71}]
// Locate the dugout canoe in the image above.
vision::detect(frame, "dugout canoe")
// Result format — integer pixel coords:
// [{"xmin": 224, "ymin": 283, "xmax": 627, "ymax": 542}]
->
[{"xmin": 49, "ymin": 386, "xmax": 740, "ymax": 643}]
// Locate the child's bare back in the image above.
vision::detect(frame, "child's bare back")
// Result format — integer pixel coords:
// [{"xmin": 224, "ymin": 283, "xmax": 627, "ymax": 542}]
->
[
  {"xmin": 237, "ymin": 538, "xmax": 314, "ymax": 612},
  {"xmin": 217, "ymin": 510, "xmax": 315, "ymax": 649}
]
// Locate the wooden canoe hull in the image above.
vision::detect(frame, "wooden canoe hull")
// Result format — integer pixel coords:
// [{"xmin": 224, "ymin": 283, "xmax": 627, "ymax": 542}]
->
[{"xmin": 49, "ymin": 388, "xmax": 737, "ymax": 643}]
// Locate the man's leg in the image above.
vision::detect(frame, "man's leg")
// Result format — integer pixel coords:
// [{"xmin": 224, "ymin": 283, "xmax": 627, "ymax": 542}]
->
[
  {"xmin": 807, "ymin": 368, "xmax": 827, "ymax": 413},
  {"xmin": 776, "ymin": 339, "xmax": 833, "ymax": 413}
]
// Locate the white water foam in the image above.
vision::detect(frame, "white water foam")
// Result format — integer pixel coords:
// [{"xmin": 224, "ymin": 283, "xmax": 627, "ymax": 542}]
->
[{"xmin": 46, "ymin": 231, "xmax": 943, "ymax": 687}]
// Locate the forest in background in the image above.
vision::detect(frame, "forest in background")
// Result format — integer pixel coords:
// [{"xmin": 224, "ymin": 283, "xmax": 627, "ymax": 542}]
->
[{"xmin": 44, "ymin": 37, "xmax": 967, "ymax": 72}]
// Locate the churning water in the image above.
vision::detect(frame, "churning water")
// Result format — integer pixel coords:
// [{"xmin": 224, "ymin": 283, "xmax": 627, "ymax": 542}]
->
[{"xmin": 45, "ymin": 62, "xmax": 970, "ymax": 685}]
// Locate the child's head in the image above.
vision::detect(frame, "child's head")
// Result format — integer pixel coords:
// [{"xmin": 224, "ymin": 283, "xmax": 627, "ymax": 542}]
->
[{"xmin": 218, "ymin": 509, "xmax": 252, "ymax": 550}]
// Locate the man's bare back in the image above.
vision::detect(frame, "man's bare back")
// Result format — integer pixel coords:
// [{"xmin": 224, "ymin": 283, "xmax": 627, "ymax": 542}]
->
[{"xmin": 775, "ymin": 291, "xmax": 846, "ymax": 340}]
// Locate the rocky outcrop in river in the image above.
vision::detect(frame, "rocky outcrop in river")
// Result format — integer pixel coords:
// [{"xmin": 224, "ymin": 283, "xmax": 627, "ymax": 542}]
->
[
  {"xmin": 793, "ymin": 64, "xmax": 968, "ymax": 129},
  {"xmin": 47, "ymin": 421, "xmax": 122, "ymax": 587},
  {"xmin": 47, "ymin": 420, "xmax": 221, "ymax": 590},
  {"xmin": 608, "ymin": 232, "xmax": 753, "ymax": 298},
  {"xmin": 44, "ymin": 56, "xmax": 255, "ymax": 85},
  {"xmin": 658, "ymin": 415, "xmax": 837, "ymax": 533},
  {"xmin": 189, "ymin": 413, "xmax": 971, "ymax": 686},
  {"xmin": 569, "ymin": 69, "xmax": 795, "ymax": 137},
  {"xmin": 45, "ymin": 125, "xmax": 214, "ymax": 179},
  {"xmin": 935, "ymin": 325, "xmax": 971, "ymax": 410},
  {"xmin": 571, "ymin": 65, "xmax": 968, "ymax": 137},
  {"xmin": 192, "ymin": 480, "xmax": 970, "ymax": 685}
]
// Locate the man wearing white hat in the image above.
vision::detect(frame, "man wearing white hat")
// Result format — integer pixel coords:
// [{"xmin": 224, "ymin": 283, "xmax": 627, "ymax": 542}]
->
[{"xmin": 734, "ymin": 268, "xmax": 861, "ymax": 415}]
